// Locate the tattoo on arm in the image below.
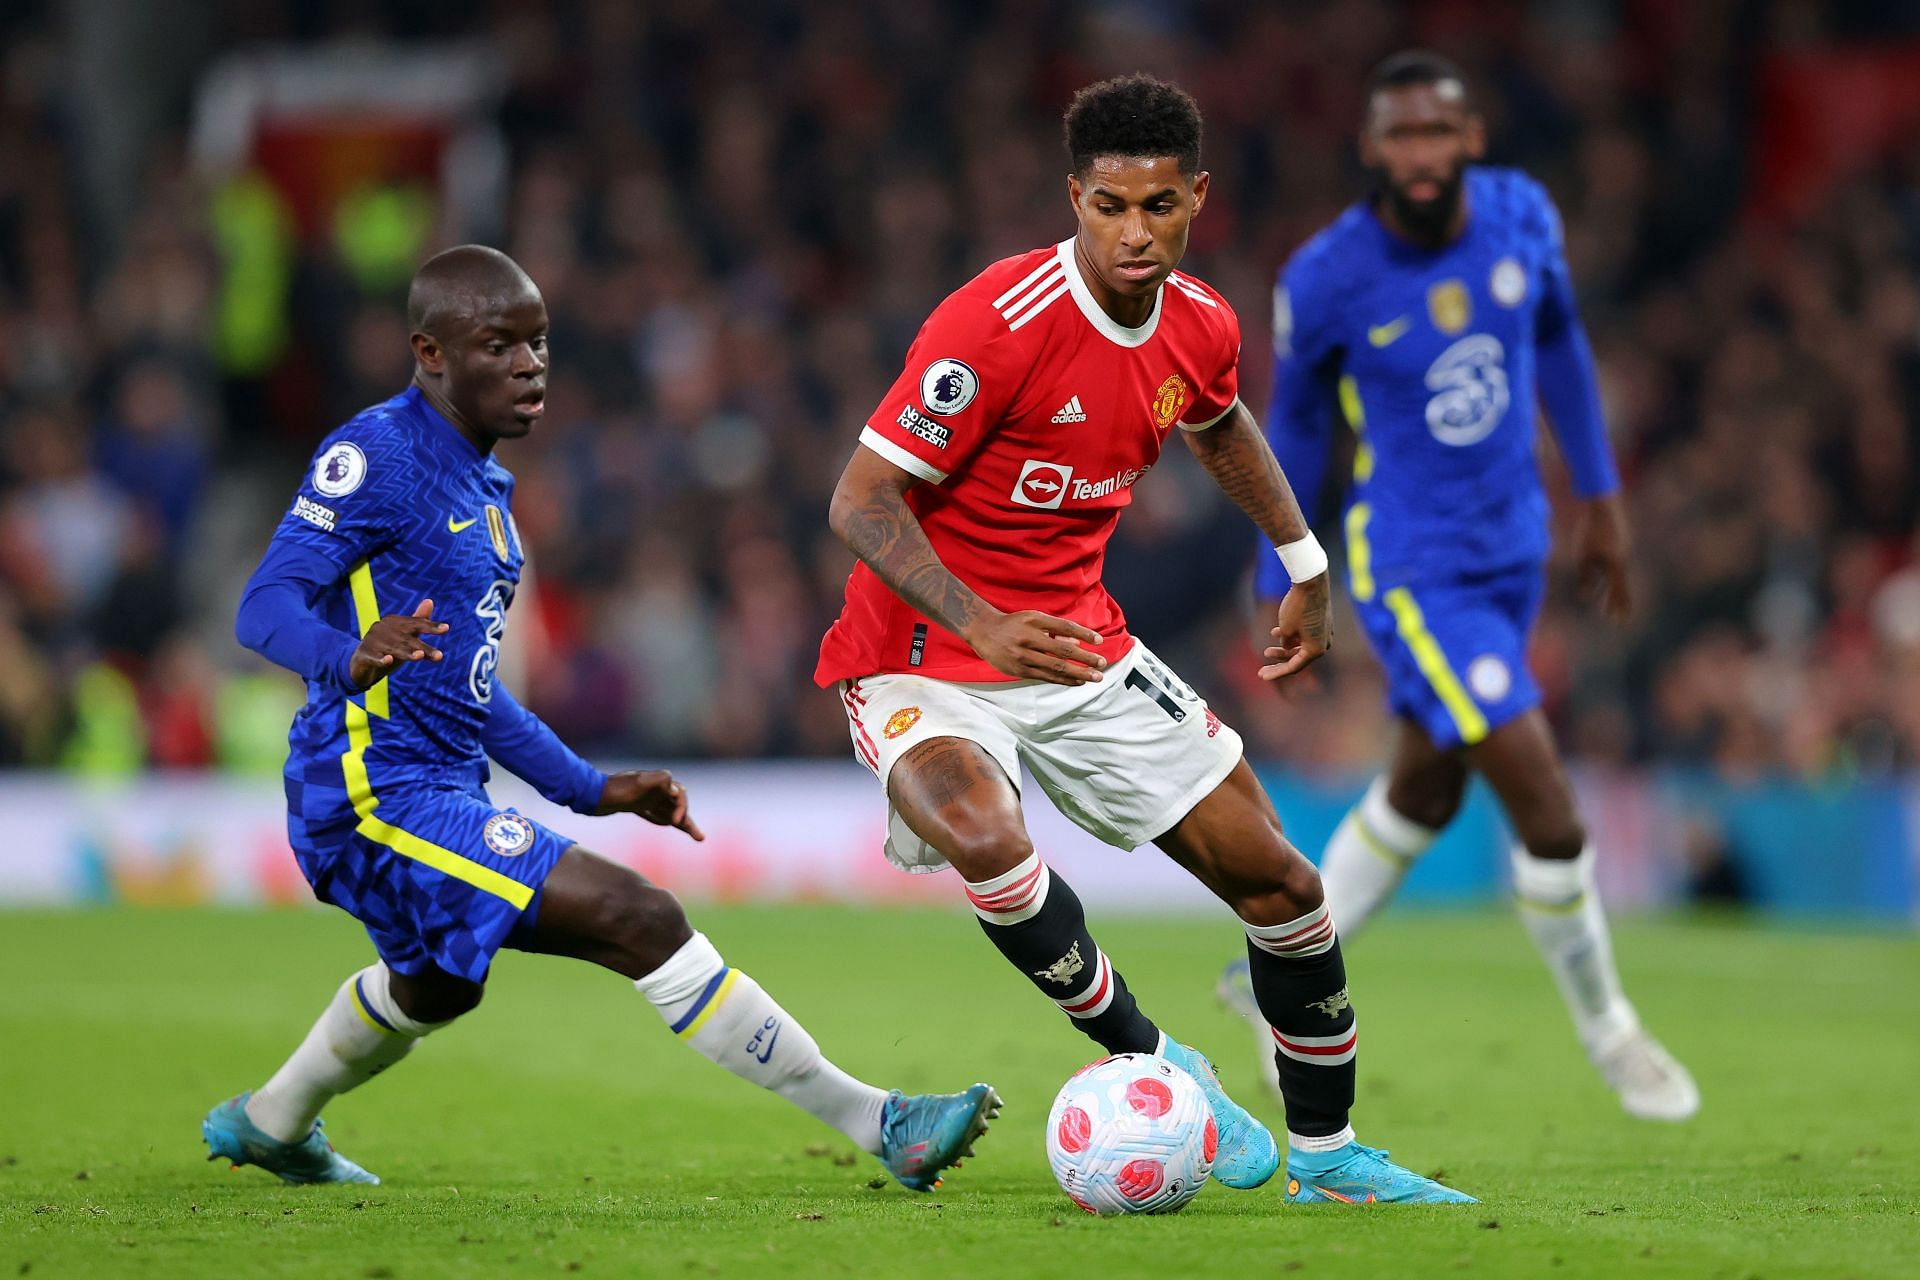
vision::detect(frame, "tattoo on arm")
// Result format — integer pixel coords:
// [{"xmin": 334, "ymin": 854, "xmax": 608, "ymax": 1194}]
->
[
  {"xmin": 836, "ymin": 481, "xmax": 990, "ymax": 638},
  {"xmin": 1184, "ymin": 401, "xmax": 1311, "ymax": 547}
]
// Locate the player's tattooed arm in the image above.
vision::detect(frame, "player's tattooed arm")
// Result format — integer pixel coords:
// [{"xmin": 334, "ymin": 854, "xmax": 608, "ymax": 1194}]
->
[
  {"xmin": 1183, "ymin": 400, "xmax": 1332, "ymax": 680},
  {"xmin": 830, "ymin": 445, "xmax": 1108, "ymax": 686}
]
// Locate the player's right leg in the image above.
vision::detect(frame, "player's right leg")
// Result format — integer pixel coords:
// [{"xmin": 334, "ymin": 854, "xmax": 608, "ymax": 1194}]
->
[
  {"xmin": 205, "ymin": 955, "xmax": 481, "ymax": 1185},
  {"xmin": 513, "ymin": 848, "xmax": 999, "ymax": 1191},
  {"xmin": 1318, "ymin": 721, "xmax": 1467, "ymax": 934},
  {"xmin": 887, "ymin": 736, "xmax": 1170, "ymax": 1056}
]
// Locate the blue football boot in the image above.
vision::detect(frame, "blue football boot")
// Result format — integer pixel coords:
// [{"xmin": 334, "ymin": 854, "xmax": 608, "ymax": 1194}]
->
[
  {"xmin": 1159, "ymin": 1039, "xmax": 1279, "ymax": 1190},
  {"xmin": 878, "ymin": 1083, "xmax": 1001, "ymax": 1191},
  {"xmin": 1286, "ymin": 1142, "xmax": 1476, "ymax": 1204},
  {"xmin": 202, "ymin": 1092, "xmax": 379, "ymax": 1185}
]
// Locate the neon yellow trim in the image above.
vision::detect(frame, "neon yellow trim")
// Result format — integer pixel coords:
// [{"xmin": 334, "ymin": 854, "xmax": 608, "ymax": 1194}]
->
[
  {"xmin": 1383, "ymin": 587, "xmax": 1489, "ymax": 745},
  {"xmin": 1338, "ymin": 375, "xmax": 1374, "ymax": 484},
  {"xmin": 676, "ymin": 969, "xmax": 741, "ymax": 1040},
  {"xmin": 347, "ymin": 561, "xmax": 388, "ymax": 720},
  {"xmin": 1345, "ymin": 502, "xmax": 1375, "ymax": 602},
  {"xmin": 335, "ymin": 560, "xmax": 532, "ymax": 910},
  {"xmin": 356, "ymin": 813, "xmax": 535, "ymax": 910},
  {"xmin": 349, "ymin": 980, "xmax": 396, "ymax": 1034},
  {"xmin": 1351, "ymin": 814, "xmax": 1413, "ymax": 868},
  {"xmin": 1337, "ymin": 375, "xmax": 1364, "ymax": 429},
  {"xmin": 1516, "ymin": 891, "xmax": 1586, "ymax": 917}
]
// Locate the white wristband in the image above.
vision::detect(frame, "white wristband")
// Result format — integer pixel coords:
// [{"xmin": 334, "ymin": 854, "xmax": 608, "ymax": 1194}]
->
[{"xmin": 1274, "ymin": 533, "xmax": 1328, "ymax": 583}]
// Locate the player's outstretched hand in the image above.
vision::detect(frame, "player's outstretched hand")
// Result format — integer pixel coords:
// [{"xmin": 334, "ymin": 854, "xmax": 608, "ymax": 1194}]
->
[
  {"xmin": 596, "ymin": 769, "xmax": 705, "ymax": 841},
  {"xmin": 965, "ymin": 609, "xmax": 1108, "ymax": 686},
  {"xmin": 1575, "ymin": 494, "xmax": 1633, "ymax": 623},
  {"xmin": 349, "ymin": 598, "xmax": 450, "ymax": 690},
  {"xmin": 1260, "ymin": 574, "xmax": 1332, "ymax": 681}
]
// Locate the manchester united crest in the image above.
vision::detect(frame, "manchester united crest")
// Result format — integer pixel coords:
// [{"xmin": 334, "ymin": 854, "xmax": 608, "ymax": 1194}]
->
[
  {"xmin": 1151, "ymin": 375, "xmax": 1189, "ymax": 429},
  {"xmin": 884, "ymin": 707, "xmax": 923, "ymax": 739},
  {"xmin": 1427, "ymin": 279, "xmax": 1471, "ymax": 335}
]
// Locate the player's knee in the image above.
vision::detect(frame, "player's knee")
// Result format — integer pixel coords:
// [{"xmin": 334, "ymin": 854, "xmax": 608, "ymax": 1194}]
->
[
  {"xmin": 1520, "ymin": 817, "xmax": 1586, "ymax": 862},
  {"xmin": 938, "ymin": 822, "xmax": 1034, "ymax": 883},
  {"xmin": 390, "ymin": 972, "xmax": 484, "ymax": 1024},
  {"xmin": 1232, "ymin": 838, "xmax": 1325, "ymax": 925},
  {"xmin": 594, "ymin": 875, "xmax": 694, "ymax": 975},
  {"xmin": 1386, "ymin": 771, "xmax": 1465, "ymax": 830}
]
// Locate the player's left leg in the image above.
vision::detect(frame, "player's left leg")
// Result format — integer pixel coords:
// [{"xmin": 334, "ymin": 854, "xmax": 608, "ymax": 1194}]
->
[
  {"xmin": 1155, "ymin": 761, "xmax": 1473, "ymax": 1204},
  {"xmin": 513, "ymin": 847, "xmax": 998, "ymax": 1190},
  {"xmin": 1467, "ymin": 711, "xmax": 1699, "ymax": 1121}
]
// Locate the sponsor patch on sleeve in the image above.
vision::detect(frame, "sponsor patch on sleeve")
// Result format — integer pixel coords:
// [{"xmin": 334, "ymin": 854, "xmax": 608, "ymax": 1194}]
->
[
  {"xmin": 897, "ymin": 405, "xmax": 952, "ymax": 449},
  {"xmin": 291, "ymin": 495, "xmax": 338, "ymax": 532}
]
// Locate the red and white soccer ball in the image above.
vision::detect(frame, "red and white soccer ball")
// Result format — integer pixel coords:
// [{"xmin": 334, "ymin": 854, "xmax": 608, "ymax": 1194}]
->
[{"xmin": 1045, "ymin": 1052, "xmax": 1217, "ymax": 1215}]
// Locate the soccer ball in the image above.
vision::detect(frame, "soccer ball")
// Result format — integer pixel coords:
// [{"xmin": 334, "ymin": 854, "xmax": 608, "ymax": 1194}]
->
[{"xmin": 1045, "ymin": 1052, "xmax": 1217, "ymax": 1215}]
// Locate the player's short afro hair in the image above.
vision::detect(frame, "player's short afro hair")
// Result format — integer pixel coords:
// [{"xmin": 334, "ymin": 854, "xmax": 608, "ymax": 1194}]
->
[
  {"xmin": 1064, "ymin": 74, "xmax": 1202, "ymax": 177},
  {"xmin": 1366, "ymin": 49, "xmax": 1471, "ymax": 104}
]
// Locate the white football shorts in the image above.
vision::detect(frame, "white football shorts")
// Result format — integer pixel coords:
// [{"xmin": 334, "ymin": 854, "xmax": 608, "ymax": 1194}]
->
[{"xmin": 838, "ymin": 640, "xmax": 1245, "ymax": 873}]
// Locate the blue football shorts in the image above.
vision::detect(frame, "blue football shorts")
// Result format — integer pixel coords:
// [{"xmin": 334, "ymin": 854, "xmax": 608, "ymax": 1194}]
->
[
  {"xmin": 1349, "ymin": 564, "xmax": 1545, "ymax": 751},
  {"xmin": 288, "ymin": 782, "xmax": 575, "ymax": 983}
]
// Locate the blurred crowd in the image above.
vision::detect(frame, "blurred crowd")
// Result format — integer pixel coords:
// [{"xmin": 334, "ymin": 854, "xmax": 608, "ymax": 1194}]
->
[{"xmin": 2, "ymin": 0, "xmax": 1919, "ymax": 781}]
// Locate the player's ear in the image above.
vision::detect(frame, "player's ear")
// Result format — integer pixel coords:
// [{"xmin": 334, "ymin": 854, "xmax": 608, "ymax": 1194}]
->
[
  {"xmin": 1465, "ymin": 113, "xmax": 1487, "ymax": 160},
  {"xmin": 1189, "ymin": 170, "xmax": 1210, "ymax": 214},
  {"xmin": 1067, "ymin": 172, "xmax": 1084, "ymax": 212},
  {"xmin": 411, "ymin": 331, "xmax": 443, "ymax": 373}
]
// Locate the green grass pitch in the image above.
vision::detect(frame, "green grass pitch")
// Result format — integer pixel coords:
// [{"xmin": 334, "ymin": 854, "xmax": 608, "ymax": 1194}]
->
[{"xmin": 2, "ymin": 905, "xmax": 1915, "ymax": 1278}]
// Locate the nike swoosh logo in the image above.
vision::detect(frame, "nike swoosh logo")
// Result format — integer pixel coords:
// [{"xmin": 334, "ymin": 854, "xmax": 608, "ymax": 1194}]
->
[
  {"xmin": 1368, "ymin": 317, "xmax": 1411, "ymax": 347},
  {"xmin": 447, "ymin": 517, "xmax": 478, "ymax": 533},
  {"xmin": 754, "ymin": 1025, "xmax": 781, "ymax": 1064}
]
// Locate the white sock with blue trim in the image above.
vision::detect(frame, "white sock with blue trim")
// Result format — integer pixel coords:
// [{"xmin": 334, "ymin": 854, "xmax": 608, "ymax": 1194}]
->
[
  {"xmin": 1318, "ymin": 777, "xmax": 1439, "ymax": 935},
  {"xmin": 245, "ymin": 963, "xmax": 445, "ymax": 1144},
  {"xmin": 636, "ymin": 933, "xmax": 887, "ymax": 1154}
]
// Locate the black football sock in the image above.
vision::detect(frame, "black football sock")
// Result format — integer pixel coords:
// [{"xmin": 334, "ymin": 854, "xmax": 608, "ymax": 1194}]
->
[
  {"xmin": 963, "ymin": 853, "xmax": 1160, "ymax": 1055},
  {"xmin": 1244, "ymin": 902, "xmax": 1357, "ymax": 1147}
]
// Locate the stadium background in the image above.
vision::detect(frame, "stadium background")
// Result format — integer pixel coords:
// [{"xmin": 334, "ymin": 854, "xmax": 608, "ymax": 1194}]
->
[{"xmin": 0, "ymin": 0, "xmax": 1917, "ymax": 923}]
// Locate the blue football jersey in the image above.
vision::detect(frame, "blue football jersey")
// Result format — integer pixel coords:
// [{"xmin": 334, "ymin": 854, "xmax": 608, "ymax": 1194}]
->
[
  {"xmin": 1260, "ymin": 167, "xmax": 1614, "ymax": 596},
  {"xmin": 270, "ymin": 386, "xmax": 524, "ymax": 808}
]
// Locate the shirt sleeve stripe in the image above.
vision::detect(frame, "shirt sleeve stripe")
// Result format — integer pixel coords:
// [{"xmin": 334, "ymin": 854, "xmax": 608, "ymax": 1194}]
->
[
  {"xmin": 1178, "ymin": 396, "xmax": 1241, "ymax": 432},
  {"xmin": 858, "ymin": 425, "xmax": 948, "ymax": 483}
]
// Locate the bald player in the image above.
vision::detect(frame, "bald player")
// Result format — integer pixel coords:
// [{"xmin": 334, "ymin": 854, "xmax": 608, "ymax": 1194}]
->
[{"xmin": 203, "ymin": 246, "xmax": 998, "ymax": 1189}]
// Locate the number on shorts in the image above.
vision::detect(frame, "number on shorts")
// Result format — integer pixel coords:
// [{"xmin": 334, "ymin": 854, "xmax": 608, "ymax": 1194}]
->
[{"xmin": 1126, "ymin": 667, "xmax": 1188, "ymax": 722}]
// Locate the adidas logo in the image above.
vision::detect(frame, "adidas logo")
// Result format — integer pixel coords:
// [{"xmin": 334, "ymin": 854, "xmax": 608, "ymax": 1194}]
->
[{"xmin": 1051, "ymin": 395, "xmax": 1088, "ymax": 424}]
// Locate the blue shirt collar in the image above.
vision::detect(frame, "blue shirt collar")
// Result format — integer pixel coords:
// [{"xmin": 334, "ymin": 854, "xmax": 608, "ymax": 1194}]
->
[{"xmin": 402, "ymin": 384, "xmax": 487, "ymax": 464}]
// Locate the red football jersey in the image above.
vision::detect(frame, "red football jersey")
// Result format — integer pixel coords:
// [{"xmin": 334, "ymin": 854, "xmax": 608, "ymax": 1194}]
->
[{"xmin": 816, "ymin": 238, "xmax": 1242, "ymax": 685}]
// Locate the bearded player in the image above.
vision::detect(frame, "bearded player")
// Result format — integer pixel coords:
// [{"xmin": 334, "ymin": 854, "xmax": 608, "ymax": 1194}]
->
[
  {"xmin": 1218, "ymin": 51, "xmax": 1698, "ymax": 1121},
  {"xmin": 202, "ymin": 245, "xmax": 998, "ymax": 1189},
  {"xmin": 818, "ymin": 75, "xmax": 1474, "ymax": 1205}
]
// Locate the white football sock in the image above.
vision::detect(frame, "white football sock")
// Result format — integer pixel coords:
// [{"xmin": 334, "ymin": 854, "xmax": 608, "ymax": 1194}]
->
[
  {"xmin": 1511, "ymin": 846, "xmax": 1639, "ymax": 1055},
  {"xmin": 245, "ymin": 963, "xmax": 447, "ymax": 1144},
  {"xmin": 1318, "ymin": 777, "xmax": 1439, "ymax": 935},
  {"xmin": 636, "ymin": 933, "xmax": 888, "ymax": 1155}
]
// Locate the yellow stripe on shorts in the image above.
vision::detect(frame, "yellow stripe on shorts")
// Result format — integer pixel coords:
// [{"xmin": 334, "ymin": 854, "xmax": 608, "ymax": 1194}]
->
[{"xmin": 1383, "ymin": 587, "xmax": 1489, "ymax": 745}]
